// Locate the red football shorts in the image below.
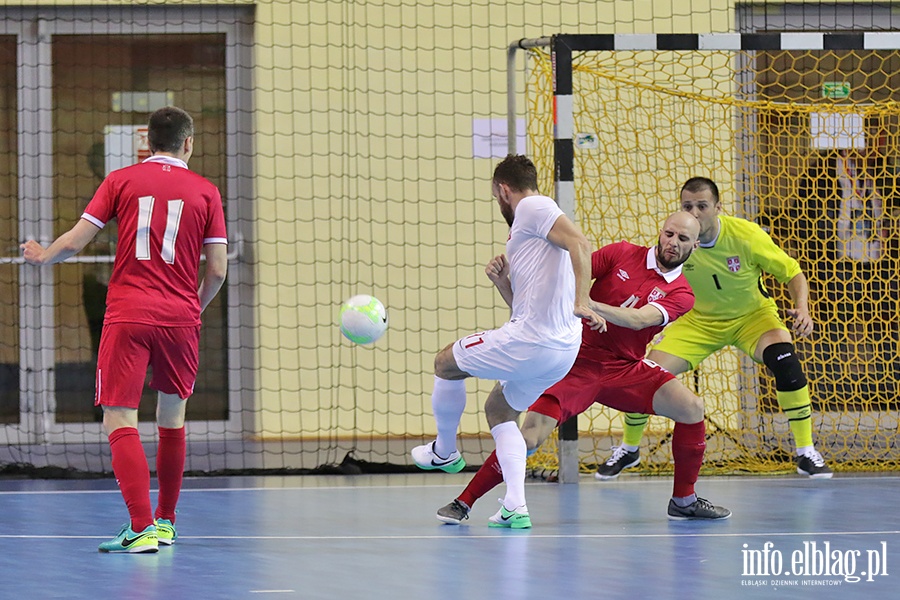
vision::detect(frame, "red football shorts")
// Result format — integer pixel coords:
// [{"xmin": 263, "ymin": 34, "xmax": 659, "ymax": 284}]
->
[
  {"xmin": 95, "ymin": 323, "xmax": 201, "ymax": 408},
  {"xmin": 529, "ymin": 353, "xmax": 676, "ymax": 422}
]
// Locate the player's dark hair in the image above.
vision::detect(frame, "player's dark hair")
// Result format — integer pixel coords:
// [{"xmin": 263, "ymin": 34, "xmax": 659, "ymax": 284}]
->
[
  {"xmin": 148, "ymin": 106, "xmax": 194, "ymax": 154},
  {"xmin": 493, "ymin": 154, "xmax": 539, "ymax": 193},
  {"xmin": 681, "ymin": 176, "xmax": 720, "ymax": 204}
]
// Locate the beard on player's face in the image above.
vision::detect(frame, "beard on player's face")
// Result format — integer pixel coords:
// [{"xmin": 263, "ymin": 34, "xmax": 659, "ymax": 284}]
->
[
  {"xmin": 494, "ymin": 183, "xmax": 515, "ymax": 226},
  {"xmin": 655, "ymin": 242, "xmax": 691, "ymax": 270},
  {"xmin": 499, "ymin": 200, "xmax": 514, "ymax": 226}
]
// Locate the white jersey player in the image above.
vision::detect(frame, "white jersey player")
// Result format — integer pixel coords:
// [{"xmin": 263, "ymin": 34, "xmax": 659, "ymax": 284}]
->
[{"xmin": 411, "ymin": 154, "xmax": 603, "ymax": 528}]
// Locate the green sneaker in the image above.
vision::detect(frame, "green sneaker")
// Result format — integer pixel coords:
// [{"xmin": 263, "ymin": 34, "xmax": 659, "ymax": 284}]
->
[
  {"xmin": 488, "ymin": 504, "xmax": 532, "ymax": 529},
  {"xmin": 155, "ymin": 519, "xmax": 178, "ymax": 546},
  {"xmin": 98, "ymin": 523, "xmax": 158, "ymax": 553},
  {"xmin": 411, "ymin": 441, "xmax": 466, "ymax": 474}
]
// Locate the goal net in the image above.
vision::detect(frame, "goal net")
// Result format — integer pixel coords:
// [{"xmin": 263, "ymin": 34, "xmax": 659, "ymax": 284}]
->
[{"xmin": 521, "ymin": 33, "xmax": 900, "ymax": 475}]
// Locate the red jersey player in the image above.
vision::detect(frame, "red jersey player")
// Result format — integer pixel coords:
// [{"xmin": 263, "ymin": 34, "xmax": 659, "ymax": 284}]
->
[
  {"xmin": 435, "ymin": 211, "xmax": 732, "ymax": 526},
  {"xmin": 21, "ymin": 106, "xmax": 228, "ymax": 553}
]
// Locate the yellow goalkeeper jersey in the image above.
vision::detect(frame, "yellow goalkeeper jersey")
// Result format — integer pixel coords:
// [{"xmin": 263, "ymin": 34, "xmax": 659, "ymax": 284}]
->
[{"xmin": 680, "ymin": 214, "xmax": 802, "ymax": 321}]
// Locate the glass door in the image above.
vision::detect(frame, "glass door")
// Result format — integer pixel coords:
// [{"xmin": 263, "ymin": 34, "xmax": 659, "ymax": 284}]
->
[
  {"xmin": 0, "ymin": 7, "xmax": 253, "ymax": 450},
  {"xmin": 50, "ymin": 33, "xmax": 231, "ymax": 424}
]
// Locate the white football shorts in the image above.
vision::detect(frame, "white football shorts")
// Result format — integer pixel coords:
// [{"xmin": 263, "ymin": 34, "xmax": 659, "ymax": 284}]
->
[{"xmin": 451, "ymin": 326, "xmax": 579, "ymax": 412}]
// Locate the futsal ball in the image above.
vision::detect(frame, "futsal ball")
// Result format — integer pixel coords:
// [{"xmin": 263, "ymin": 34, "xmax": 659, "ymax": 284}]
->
[{"xmin": 339, "ymin": 295, "xmax": 388, "ymax": 344}]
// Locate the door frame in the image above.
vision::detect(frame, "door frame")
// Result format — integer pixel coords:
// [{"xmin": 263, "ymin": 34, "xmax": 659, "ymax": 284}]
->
[{"xmin": 0, "ymin": 6, "xmax": 255, "ymax": 451}]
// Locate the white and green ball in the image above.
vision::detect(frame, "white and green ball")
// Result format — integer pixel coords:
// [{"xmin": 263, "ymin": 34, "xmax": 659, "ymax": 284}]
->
[{"xmin": 339, "ymin": 295, "xmax": 388, "ymax": 344}]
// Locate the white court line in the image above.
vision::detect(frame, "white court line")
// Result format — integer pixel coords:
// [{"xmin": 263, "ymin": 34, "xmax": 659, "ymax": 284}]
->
[
  {"xmin": 0, "ymin": 485, "xmax": 470, "ymax": 495},
  {"xmin": 2, "ymin": 530, "xmax": 899, "ymax": 541},
  {"xmin": 0, "ymin": 475, "xmax": 897, "ymax": 495},
  {"xmin": 0, "ymin": 489, "xmax": 122, "ymax": 495}
]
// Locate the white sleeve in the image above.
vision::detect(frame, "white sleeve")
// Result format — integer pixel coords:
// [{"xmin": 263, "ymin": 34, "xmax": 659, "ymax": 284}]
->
[{"xmin": 521, "ymin": 196, "xmax": 564, "ymax": 240}]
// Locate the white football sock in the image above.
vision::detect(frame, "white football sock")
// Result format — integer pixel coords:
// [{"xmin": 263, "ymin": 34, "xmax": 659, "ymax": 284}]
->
[
  {"xmin": 492, "ymin": 420, "xmax": 527, "ymax": 511},
  {"xmin": 432, "ymin": 376, "xmax": 467, "ymax": 458},
  {"xmin": 672, "ymin": 493, "xmax": 698, "ymax": 508}
]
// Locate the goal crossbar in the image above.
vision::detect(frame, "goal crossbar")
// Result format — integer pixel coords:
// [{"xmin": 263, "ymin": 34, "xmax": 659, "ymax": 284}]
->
[{"xmin": 508, "ymin": 31, "xmax": 900, "ymax": 482}]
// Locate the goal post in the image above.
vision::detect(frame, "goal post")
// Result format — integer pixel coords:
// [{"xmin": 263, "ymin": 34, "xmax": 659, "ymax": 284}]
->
[{"xmin": 510, "ymin": 32, "xmax": 900, "ymax": 480}]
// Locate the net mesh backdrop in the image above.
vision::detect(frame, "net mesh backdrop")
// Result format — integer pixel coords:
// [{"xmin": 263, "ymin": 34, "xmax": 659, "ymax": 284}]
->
[
  {"xmin": 0, "ymin": 2, "xmax": 898, "ymax": 477},
  {"xmin": 524, "ymin": 38, "xmax": 900, "ymax": 475}
]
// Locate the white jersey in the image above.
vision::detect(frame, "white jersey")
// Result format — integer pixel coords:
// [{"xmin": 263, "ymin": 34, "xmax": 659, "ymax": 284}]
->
[{"xmin": 504, "ymin": 195, "xmax": 581, "ymax": 350}]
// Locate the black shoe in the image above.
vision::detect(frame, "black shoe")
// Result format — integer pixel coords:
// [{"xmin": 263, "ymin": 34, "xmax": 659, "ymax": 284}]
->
[
  {"xmin": 594, "ymin": 446, "xmax": 640, "ymax": 480},
  {"xmin": 796, "ymin": 449, "xmax": 833, "ymax": 479},
  {"xmin": 436, "ymin": 499, "xmax": 470, "ymax": 524},
  {"xmin": 667, "ymin": 497, "xmax": 732, "ymax": 521}
]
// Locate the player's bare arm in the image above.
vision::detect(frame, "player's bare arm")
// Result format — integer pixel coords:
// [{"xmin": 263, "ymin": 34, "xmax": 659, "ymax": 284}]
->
[
  {"xmin": 545, "ymin": 214, "xmax": 606, "ymax": 332},
  {"xmin": 20, "ymin": 219, "xmax": 101, "ymax": 266},
  {"xmin": 591, "ymin": 302, "xmax": 665, "ymax": 331},
  {"xmin": 199, "ymin": 242, "xmax": 228, "ymax": 313},
  {"xmin": 784, "ymin": 272, "xmax": 813, "ymax": 337},
  {"xmin": 485, "ymin": 253, "xmax": 513, "ymax": 308}
]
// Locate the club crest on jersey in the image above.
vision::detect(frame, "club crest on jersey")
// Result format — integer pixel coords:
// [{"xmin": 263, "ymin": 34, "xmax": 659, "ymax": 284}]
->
[
  {"xmin": 726, "ymin": 256, "xmax": 741, "ymax": 272},
  {"xmin": 616, "ymin": 269, "xmax": 630, "ymax": 281},
  {"xmin": 647, "ymin": 287, "xmax": 666, "ymax": 302}
]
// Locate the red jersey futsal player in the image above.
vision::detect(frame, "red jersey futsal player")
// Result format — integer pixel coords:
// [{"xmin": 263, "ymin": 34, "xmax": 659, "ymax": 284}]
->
[
  {"xmin": 436, "ymin": 211, "xmax": 732, "ymax": 525},
  {"xmin": 21, "ymin": 106, "xmax": 228, "ymax": 553}
]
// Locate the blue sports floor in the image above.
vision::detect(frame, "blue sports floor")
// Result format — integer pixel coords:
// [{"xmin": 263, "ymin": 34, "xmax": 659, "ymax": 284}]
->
[{"xmin": 0, "ymin": 472, "xmax": 897, "ymax": 599}]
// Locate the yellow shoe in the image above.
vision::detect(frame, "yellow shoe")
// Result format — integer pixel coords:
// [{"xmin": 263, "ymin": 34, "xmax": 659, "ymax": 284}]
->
[
  {"xmin": 154, "ymin": 518, "xmax": 178, "ymax": 546},
  {"xmin": 98, "ymin": 523, "xmax": 158, "ymax": 553}
]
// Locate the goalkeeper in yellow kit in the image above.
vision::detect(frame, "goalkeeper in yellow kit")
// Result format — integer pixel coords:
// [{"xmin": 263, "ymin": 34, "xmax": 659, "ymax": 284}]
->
[{"xmin": 598, "ymin": 177, "xmax": 832, "ymax": 479}]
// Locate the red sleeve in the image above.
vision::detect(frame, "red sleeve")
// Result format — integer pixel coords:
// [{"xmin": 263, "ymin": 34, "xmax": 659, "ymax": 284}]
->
[
  {"xmin": 82, "ymin": 175, "xmax": 118, "ymax": 225},
  {"xmin": 653, "ymin": 282, "xmax": 695, "ymax": 323},
  {"xmin": 203, "ymin": 188, "xmax": 227, "ymax": 242}
]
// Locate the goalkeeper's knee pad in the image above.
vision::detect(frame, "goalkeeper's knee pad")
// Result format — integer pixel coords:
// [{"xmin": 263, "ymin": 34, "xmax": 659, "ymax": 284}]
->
[{"xmin": 762, "ymin": 342, "xmax": 807, "ymax": 391}]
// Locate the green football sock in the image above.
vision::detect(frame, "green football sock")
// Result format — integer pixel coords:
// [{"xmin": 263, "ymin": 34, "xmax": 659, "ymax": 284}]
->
[
  {"xmin": 622, "ymin": 412, "xmax": 649, "ymax": 447},
  {"xmin": 778, "ymin": 387, "xmax": 813, "ymax": 449}
]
